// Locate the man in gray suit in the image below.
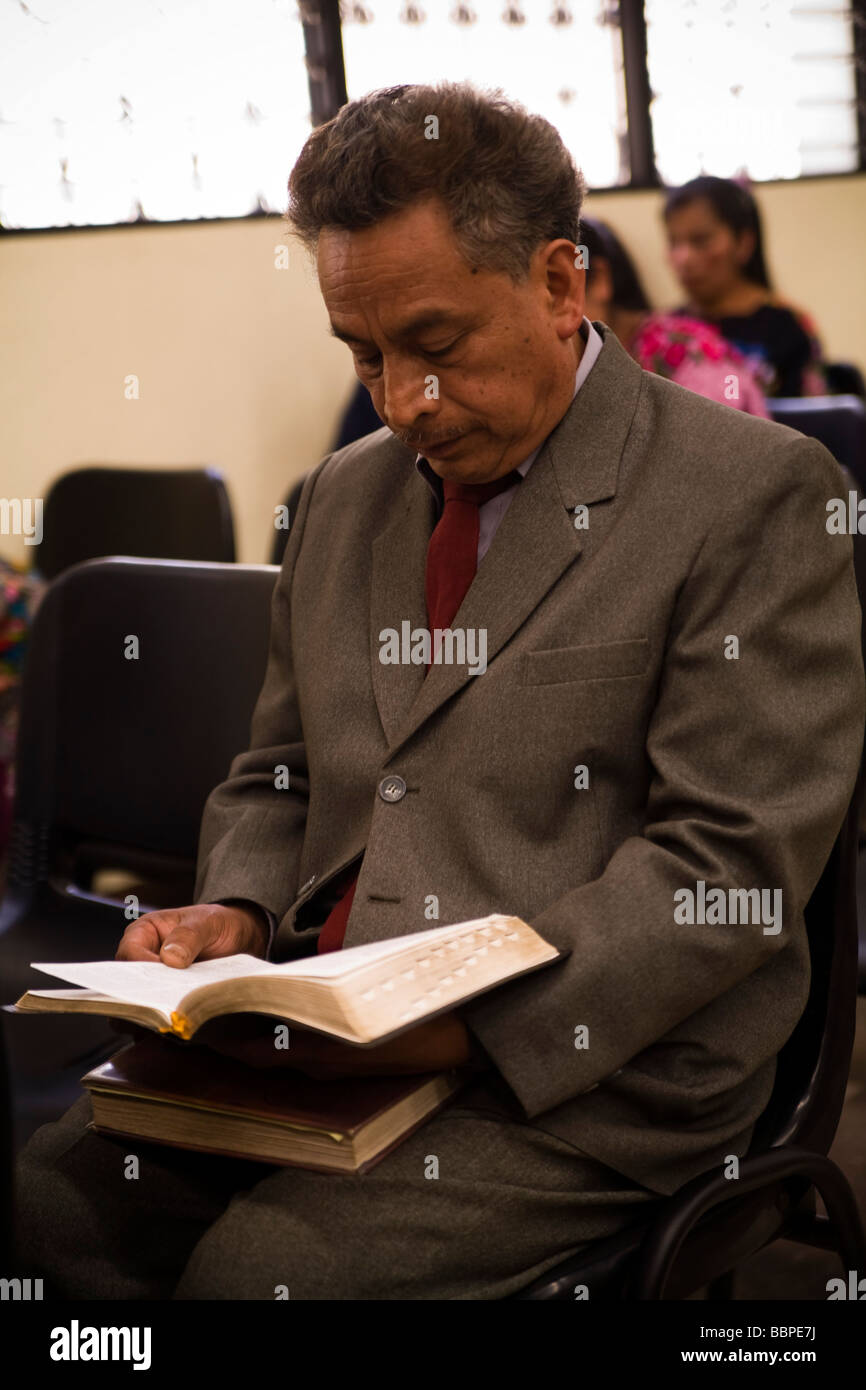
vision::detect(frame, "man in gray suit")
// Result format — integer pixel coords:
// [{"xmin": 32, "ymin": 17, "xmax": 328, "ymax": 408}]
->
[{"xmin": 15, "ymin": 82, "xmax": 864, "ymax": 1300}]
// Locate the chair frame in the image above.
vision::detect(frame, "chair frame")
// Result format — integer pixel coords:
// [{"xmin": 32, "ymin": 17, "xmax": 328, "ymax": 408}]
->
[
  {"xmin": 0, "ymin": 557, "xmax": 279, "ymax": 1149},
  {"xmin": 513, "ymin": 775, "xmax": 866, "ymax": 1300}
]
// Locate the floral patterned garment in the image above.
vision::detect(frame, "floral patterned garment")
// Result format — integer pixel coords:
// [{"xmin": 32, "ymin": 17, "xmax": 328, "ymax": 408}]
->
[
  {"xmin": 669, "ymin": 298, "xmax": 826, "ymax": 399},
  {"xmin": 0, "ymin": 561, "xmax": 46, "ymax": 859},
  {"xmin": 627, "ymin": 312, "xmax": 771, "ymax": 417}
]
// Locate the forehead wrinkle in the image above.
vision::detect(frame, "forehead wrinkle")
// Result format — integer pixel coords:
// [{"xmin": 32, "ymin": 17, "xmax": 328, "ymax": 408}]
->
[
  {"xmin": 323, "ymin": 255, "xmax": 472, "ymax": 346},
  {"xmin": 318, "ymin": 221, "xmax": 496, "ymax": 348},
  {"xmin": 322, "ymin": 256, "xmax": 462, "ymax": 306},
  {"xmin": 330, "ymin": 304, "xmax": 465, "ymax": 345},
  {"xmin": 319, "ymin": 229, "xmax": 471, "ymax": 303}
]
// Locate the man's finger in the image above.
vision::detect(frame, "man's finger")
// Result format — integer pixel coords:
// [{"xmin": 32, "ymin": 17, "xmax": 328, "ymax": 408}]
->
[
  {"xmin": 159, "ymin": 914, "xmax": 225, "ymax": 968},
  {"xmin": 116, "ymin": 908, "xmax": 198, "ymax": 961},
  {"xmin": 115, "ymin": 917, "xmax": 165, "ymax": 961}
]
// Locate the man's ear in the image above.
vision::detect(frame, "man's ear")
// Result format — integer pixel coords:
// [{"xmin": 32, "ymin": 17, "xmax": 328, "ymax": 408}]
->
[{"xmin": 543, "ymin": 239, "xmax": 585, "ymax": 341}]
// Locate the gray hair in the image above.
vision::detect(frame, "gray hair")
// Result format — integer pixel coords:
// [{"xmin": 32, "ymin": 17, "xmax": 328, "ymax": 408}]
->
[{"xmin": 286, "ymin": 81, "xmax": 586, "ymax": 282}]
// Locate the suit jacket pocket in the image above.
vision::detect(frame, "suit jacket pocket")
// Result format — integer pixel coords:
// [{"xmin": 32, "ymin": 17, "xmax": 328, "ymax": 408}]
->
[{"xmin": 518, "ymin": 638, "xmax": 649, "ymax": 686}]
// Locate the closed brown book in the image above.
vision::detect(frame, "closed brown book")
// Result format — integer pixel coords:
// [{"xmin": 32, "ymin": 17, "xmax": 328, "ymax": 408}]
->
[{"xmin": 82, "ymin": 1035, "xmax": 466, "ymax": 1175}]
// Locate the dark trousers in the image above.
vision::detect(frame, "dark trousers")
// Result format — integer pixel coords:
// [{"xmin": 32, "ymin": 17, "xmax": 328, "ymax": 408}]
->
[{"xmin": 13, "ymin": 1077, "xmax": 660, "ymax": 1300}]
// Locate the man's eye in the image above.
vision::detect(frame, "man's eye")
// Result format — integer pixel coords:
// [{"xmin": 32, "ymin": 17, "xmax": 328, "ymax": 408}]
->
[
  {"xmin": 355, "ymin": 352, "xmax": 382, "ymax": 369},
  {"xmin": 422, "ymin": 341, "xmax": 458, "ymax": 359}
]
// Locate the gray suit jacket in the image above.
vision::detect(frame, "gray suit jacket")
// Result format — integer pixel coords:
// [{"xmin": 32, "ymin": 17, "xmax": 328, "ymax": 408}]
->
[{"xmin": 194, "ymin": 322, "xmax": 864, "ymax": 1197}]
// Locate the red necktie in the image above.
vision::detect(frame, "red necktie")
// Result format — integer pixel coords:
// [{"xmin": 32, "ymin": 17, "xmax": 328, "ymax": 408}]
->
[{"xmin": 316, "ymin": 469, "xmax": 522, "ymax": 953}]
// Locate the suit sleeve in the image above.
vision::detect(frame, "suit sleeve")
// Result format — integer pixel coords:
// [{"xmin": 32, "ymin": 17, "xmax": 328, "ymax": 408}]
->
[
  {"xmin": 210, "ymin": 899, "xmax": 279, "ymax": 961},
  {"xmin": 458, "ymin": 435, "xmax": 865, "ymax": 1118},
  {"xmin": 192, "ymin": 458, "xmax": 331, "ymax": 925}
]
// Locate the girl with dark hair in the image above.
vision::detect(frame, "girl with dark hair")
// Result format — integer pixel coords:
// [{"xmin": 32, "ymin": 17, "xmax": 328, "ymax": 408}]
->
[
  {"xmin": 580, "ymin": 217, "xmax": 769, "ymax": 417},
  {"xmin": 663, "ymin": 176, "xmax": 825, "ymax": 397}
]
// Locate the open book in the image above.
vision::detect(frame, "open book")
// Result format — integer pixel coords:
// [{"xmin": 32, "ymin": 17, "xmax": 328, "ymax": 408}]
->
[{"xmin": 13, "ymin": 914, "xmax": 563, "ymax": 1046}]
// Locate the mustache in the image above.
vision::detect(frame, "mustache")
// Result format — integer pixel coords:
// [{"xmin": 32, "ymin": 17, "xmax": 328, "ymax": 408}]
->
[{"xmin": 391, "ymin": 426, "xmax": 468, "ymax": 448}]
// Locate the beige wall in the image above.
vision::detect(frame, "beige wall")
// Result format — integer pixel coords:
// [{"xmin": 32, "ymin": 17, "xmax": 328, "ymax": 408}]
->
[{"xmin": 3, "ymin": 174, "xmax": 865, "ymax": 567}]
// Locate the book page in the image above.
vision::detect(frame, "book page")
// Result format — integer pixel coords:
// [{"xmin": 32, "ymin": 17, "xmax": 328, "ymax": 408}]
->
[
  {"xmin": 28, "ymin": 954, "xmax": 277, "ymax": 1011},
  {"xmin": 257, "ymin": 916, "xmax": 523, "ymax": 980},
  {"xmin": 23, "ymin": 988, "xmax": 119, "ymax": 1001},
  {"xmin": 29, "ymin": 916, "xmax": 530, "ymax": 1004}
]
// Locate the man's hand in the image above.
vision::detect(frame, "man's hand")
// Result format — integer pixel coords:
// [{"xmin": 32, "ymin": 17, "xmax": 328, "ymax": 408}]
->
[
  {"xmin": 115, "ymin": 902, "xmax": 269, "ymax": 967},
  {"xmin": 112, "ymin": 905, "xmax": 488, "ymax": 1078}
]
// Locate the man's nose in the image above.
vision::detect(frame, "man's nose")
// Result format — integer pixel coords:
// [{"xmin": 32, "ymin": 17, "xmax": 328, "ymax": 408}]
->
[{"xmin": 381, "ymin": 358, "xmax": 439, "ymax": 434}]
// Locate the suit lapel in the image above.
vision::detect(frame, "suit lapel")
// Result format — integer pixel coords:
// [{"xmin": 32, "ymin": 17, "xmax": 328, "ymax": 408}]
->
[
  {"xmin": 369, "ymin": 467, "xmax": 437, "ymax": 747},
  {"xmin": 369, "ymin": 323, "xmax": 644, "ymax": 755}
]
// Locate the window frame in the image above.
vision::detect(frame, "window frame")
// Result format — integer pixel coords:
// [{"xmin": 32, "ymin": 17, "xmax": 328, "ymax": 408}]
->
[
  {"xmin": 2, "ymin": 0, "xmax": 863, "ymax": 238},
  {"xmin": 323, "ymin": 0, "xmax": 866, "ymax": 191}
]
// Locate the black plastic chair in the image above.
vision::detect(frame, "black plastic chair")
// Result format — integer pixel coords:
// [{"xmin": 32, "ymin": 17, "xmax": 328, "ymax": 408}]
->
[
  {"xmin": 35, "ymin": 466, "xmax": 236, "ymax": 580},
  {"xmin": 270, "ymin": 472, "xmax": 310, "ymax": 566},
  {"xmin": 770, "ymin": 396, "xmax": 866, "ymax": 491},
  {"xmin": 825, "ymin": 362, "xmax": 866, "ymax": 400},
  {"xmin": 0, "ymin": 557, "xmax": 278, "ymax": 1148},
  {"xmin": 512, "ymin": 777, "xmax": 866, "ymax": 1299}
]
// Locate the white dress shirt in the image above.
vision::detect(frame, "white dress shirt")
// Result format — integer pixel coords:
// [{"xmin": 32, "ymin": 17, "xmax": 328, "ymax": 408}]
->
[{"xmin": 416, "ymin": 317, "xmax": 604, "ymax": 563}]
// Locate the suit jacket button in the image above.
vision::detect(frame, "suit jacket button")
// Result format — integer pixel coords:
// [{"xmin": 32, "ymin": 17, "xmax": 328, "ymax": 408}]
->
[{"xmin": 378, "ymin": 775, "xmax": 407, "ymax": 802}]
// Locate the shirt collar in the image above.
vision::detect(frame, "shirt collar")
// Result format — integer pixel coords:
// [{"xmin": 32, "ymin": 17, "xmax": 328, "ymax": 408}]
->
[{"xmin": 415, "ymin": 317, "xmax": 602, "ymax": 496}]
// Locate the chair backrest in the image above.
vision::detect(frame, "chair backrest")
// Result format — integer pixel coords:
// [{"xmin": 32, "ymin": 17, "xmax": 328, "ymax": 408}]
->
[
  {"xmin": 35, "ymin": 466, "xmax": 236, "ymax": 580},
  {"xmin": 824, "ymin": 361, "xmax": 866, "ymax": 399},
  {"xmin": 749, "ymin": 773, "xmax": 863, "ymax": 1155},
  {"xmin": 270, "ymin": 472, "xmax": 309, "ymax": 566},
  {"xmin": 7, "ymin": 558, "xmax": 278, "ymax": 893},
  {"xmin": 769, "ymin": 396, "xmax": 866, "ymax": 490}
]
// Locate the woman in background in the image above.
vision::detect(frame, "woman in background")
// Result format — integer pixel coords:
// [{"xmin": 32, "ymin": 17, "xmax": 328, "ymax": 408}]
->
[
  {"xmin": 579, "ymin": 217, "xmax": 770, "ymax": 416},
  {"xmin": 663, "ymin": 175, "xmax": 825, "ymax": 397}
]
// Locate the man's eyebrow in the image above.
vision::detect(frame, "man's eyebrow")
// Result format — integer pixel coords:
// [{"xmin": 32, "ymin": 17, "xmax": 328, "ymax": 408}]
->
[
  {"xmin": 328, "ymin": 323, "xmax": 367, "ymax": 346},
  {"xmin": 328, "ymin": 310, "xmax": 465, "ymax": 346}
]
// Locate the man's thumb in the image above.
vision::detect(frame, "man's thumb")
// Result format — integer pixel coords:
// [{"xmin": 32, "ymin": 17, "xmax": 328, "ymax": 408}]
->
[
  {"xmin": 161, "ymin": 938, "xmax": 190, "ymax": 966},
  {"xmin": 160, "ymin": 918, "xmax": 213, "ymax": 967}
]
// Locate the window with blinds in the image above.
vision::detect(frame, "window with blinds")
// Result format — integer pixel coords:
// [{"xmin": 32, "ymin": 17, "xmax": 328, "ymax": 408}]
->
[
  {"xmin": 2, "ymin": 1, "xmax": 861, "ymax": 232},
  {"xmin": 645, "ymin": 0, "xmax": 860, "ymax": 183},
  {"xmin": 0, "ymin": 0, "xmax": 312, "ymax": 230},
  {"xmin": 339, "ymin": 0, "xmax": 632, "ymax": 190}
]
